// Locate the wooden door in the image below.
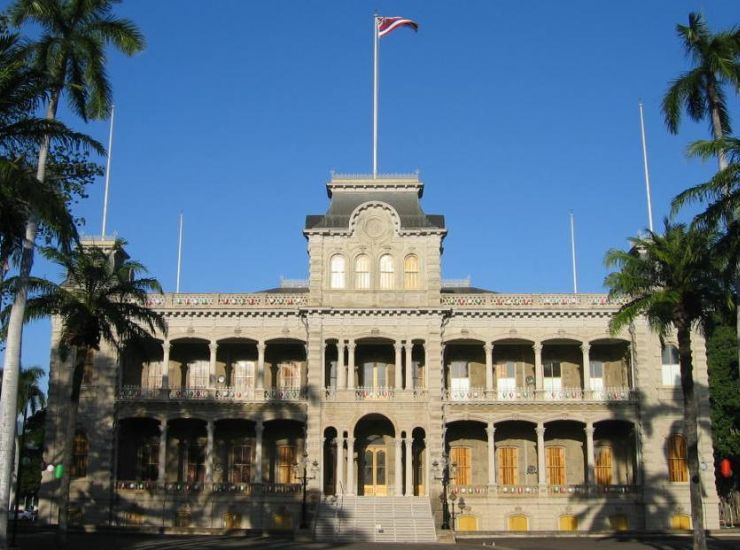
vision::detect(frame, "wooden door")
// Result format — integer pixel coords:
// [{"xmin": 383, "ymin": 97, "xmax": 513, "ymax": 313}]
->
[
  {"xmin": 546, "ymin": 446, "xmax": 566, "ymax": 485},
  {"xmin": 450, "ymin": 447, "xmax": 471, "ymax": 486},
  {"xmin": 595, "ymin": 446, "xmax": 613, "ymax": 485},
  {"xmin": 498, "ymin": 447, "xmax": 519, "ymax": 486},
  {"xmin": 363, "ymin": 447, "xmax": 387, "ymax": 496}
]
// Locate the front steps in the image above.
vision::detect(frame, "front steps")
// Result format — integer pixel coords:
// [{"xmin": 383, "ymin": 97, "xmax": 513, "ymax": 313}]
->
[{"xmin": 314, "ymin": 496, "xmax": 436, "ymax": 543}]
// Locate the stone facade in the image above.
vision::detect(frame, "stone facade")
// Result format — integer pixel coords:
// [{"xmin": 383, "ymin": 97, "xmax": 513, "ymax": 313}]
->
[{"xmin": 38, "ymin": 174, "xmax": 719, "ymax": 533}]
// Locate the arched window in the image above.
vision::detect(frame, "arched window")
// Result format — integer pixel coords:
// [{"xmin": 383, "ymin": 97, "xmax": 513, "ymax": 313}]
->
[
  {"xmin": 379, "ymin": 254, "xmax": 394, "ymax": 289},
  {"xmin": 661, "ymin": 344, "xmax": 680, "ymax": 386},
  {"xmin": 72, "ymin": 431, "xmax": 89, "ymax": 478},
  {"xmin": 404, "ymin": 254, "xmax": 420, "ymax": 289},
  {"xmin": 330, "ymin": 255, "xmax": 345, "ymax": 289},
  {"xmin": 668, "ymin": 434, "xmax": 688, "ymax": 482},
  {"xmin": 355, "ymin": 254, "xmax": 370, "ymax": 289}
]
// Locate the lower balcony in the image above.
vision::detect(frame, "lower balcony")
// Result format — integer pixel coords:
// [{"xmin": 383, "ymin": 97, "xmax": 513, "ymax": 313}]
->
[{"xmin": 115, "ymin": 480, "xmax": 301, "ymax": 496}]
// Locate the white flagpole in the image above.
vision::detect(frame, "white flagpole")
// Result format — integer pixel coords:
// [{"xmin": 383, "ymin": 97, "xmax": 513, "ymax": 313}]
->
[
  {"xmin": 176, "ymin": 212, "xmax": 183, "ymax": 293},
  {"xmin": 373, "ymin": 15, "xmax": 379, "ymax": 178},
  {"xmin": 101, "ymin": 104, "xmax": 115, "ymax": 239},
  {"xmin": 570, "ymin": 211, "xmax": 578, "ymax": 294},
  {"xmin": 639, "ymin": 101, "xmax": 655, "ymax": 232}
]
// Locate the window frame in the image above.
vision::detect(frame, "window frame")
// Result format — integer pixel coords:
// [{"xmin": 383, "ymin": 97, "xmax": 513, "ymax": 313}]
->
[
  {"xmin": 330, "ymin": 254, "xmax": 346, "ymax": 289},
  {"xmin": 668, "ymin": 434, "xmax": 688, "ymax": 483},
  {"xmin": 355, "ymin": 254, "xmax": 371, "ymax": 290},
  {"xmin": 379, "ymin": 254, "xmax": 394, "ymax": 290},
  {"xmin": 403, "ymin": 254, "xmax": 420, "ymax": 289}
]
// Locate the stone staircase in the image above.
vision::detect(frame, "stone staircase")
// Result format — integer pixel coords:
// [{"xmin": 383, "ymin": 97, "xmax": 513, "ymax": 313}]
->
[{"xmin": 314, "ymin": 496, "xmax": 436, "ymax": 543}]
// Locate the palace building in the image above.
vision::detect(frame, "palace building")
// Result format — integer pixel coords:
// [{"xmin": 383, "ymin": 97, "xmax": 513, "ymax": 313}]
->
[{"xmin": 38, "ymin": 173, "xmax": 718, "ymax": 540}]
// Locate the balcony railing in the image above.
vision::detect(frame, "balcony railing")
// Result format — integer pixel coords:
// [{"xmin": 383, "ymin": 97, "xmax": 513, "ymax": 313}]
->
[
  {"xmin": 441, "ymin": 293, "xmax": 628, "ymax": 309},
  {"xmin": 116, "ymin": 480, "xmax": 300, "ymax": 495},
  {"xmin": 449, "ymin": 485, "xmax": 489, "ymax": 496},
  {"xmin": 443, "ymin": 386, "xmax": 635, "ymax": 403},
  {"xmin": 547, "ymin": 484, "xmax": 639, "ymax": 496},
  {"xmin": 118, "ymin": 385, "xmax": 307, "ymax": 402},
  {"xmin": 145, "ymin": 292, "xmax": 307, "ymax": 309},
  {"xmin": 496, "ymin": 485, "xmax": 540, "ymax": 496},
  {"xmin": 323, "ymin": 387, "xmax": 428, "ymax": 402}
]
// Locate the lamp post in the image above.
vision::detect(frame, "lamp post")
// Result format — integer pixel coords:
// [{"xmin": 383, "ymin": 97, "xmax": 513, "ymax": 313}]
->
[
  {"xmin": 448, "ymin": 494, "xmax": 466, "ymax": 531},
  {"xmin": 294, "ymin": 451, "xmax": 319, "ymax": 529},
  {"xmin": 431, "ymin": 452, "xmax": 457, "ymax": 530}
]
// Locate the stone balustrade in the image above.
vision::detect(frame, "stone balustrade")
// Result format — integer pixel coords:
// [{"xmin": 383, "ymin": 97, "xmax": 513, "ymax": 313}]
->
[
  {"xmin": 116, "ymin": 480, "xmax": 301, "ymax": 495},
  {"xmin": 118, "ymin": 385, "xmax": 306, "ymax": 402},
  {"xmin": 440, "ymin": 293, "xmax": 627, "ymax": 309},
  {"xmin": 145, "ymin": 292, "xmax": 308, "ymax": 309},
  {"xmin": 443, "ymin": 387, "xmax": 635, "ymax": 403}
]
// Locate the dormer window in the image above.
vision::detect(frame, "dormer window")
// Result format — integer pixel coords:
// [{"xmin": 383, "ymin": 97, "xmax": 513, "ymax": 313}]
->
[
  {"xmin": 404, "ymin": 254, "xmax": 420, "ymax": 289},
  {"xmin": 355, "ymin": 254, "xmax": 370, "ymax": 289},
  {"xmin": 330, "ymin": 255, "xmax": 345, "ymax": 289},
  {"xmin": 379, "ymin": 254, "xmax": 394, "ymax": 289}
]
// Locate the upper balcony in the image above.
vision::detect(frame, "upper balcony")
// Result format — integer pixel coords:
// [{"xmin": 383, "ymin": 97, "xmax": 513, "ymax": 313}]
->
[{"xmin": 441, "ymin": 292, "xmax": 626, "ymax": 310}]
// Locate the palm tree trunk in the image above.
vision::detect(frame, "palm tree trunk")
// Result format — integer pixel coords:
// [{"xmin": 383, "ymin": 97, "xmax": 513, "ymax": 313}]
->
[
  {"xmin": 677, "ymin": 322, "xmax": 707, "ymax": 550},
  {"xmin": 56, "ymin": 346, "xmax": 87, "ymax": 549},
  {"xmin": 0, "ymin": 89, "xmax": 60, "ymax": 550}
]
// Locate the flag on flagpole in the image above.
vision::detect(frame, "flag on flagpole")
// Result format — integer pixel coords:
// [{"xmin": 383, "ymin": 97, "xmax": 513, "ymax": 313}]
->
[{"xmin": 377, "ymin": 16, "xmax": 419, "ymax": 38}]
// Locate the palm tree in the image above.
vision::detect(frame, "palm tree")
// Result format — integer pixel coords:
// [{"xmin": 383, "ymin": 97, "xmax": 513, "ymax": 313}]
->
[
  {"xmin": 0, "ymin": 27, "xmax": 103, "ymax": 289},
  {"xmin": 0, "ymin": 3, "xmax": 143, "ymax": 544},
  {"xmin": 15, "ymin": 240, "xmax": 165, "ymax": 545},
  {"xmin": 9, "ymin": 367, "xmax": 45, "ymax": 545},
  {"xmin": 605, "ymin": 222, "xmax": 733, "ymax": 550},
  {"xmin": 662, "ymin": 12, "xmax": 740, "ymax": 170}
]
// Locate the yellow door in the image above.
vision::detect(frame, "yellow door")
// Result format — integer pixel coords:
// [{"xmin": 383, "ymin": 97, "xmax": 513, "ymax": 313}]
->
[
  {"xmin": 458, "ymin": 515, "xmax": 478, "ymax": 531},
  {"xmin": 546, "ymin": 447, "xmax": 566, "ymax": 485},
  {"xmin": 559, "ymin": 515, "xmax": 578, "ymax": 531},
  {"xmin": 508, "ymin": 514, "xmax": 528, "ymax": 531},
  {"xmin": 671, "ymin": 515, "xmax": 691, "ymax": 530},
  {"xmin": 363, "ymin": 447, "xmax": 387, "ymax": 496},
  {"xmin": 609, "ymin": 514, "xmax": 629, "ymax": 531}
]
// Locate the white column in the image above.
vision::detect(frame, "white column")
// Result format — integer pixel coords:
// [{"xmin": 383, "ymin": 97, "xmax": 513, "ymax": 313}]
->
[
  {"xmin": 394, "ymin": 341, "xmax": 403, "ymax": 390},
  {"xmin": 337, "ymin": 341, "xmax": 346, "ymax": 389},
  {"xmin": 256, "ymin": 341, "xmax": 266, "ymax": 391},
  {"xmin": 485, "ymin": 343, "xmax": 494, "ymax": 394},
  {"xmin": 404, "ymin": 436, "xmax": 413, "ymax": 495},
  {"xmin": 209, "ymin": 341, "xmax": 218, "ymax": 387},
  {"xmin": 405, "ymin": 341, "xmax": 413, "ymax": 390},
  {"xmin": 581, "ymin": 343, "xmax": 591, "ymax": 398},
  {"xmin": 534, "ymin": 343, "xmax": 543, "ymax": 395},
  {"xmin": 346, "ymin": 436, "xmax": 355, "ymax": 494},
  {"xmin": 536, "ymin": 423, "xmax": 546, "ymax": 487},
  {"xmin": 336, "ymin": 434, "xmax": 344, "ymax": 495},
  {"xmin": 158, "ymin": 418, "xmax": 168, "ymax": 483},
  {"xmin": 347, "ymin": 341, "xmax": 356, "ymax": 390},
  {"xmin": 161, "ymin": 341, "xmax": 171, "ymax": 389},
  {"xmin": 585, "ymin": 422, "xmax": 595, "ymax": 485},
  {"xmin": 255, "ymin": 420, "xmax": 264, "ymax": 483},
  {"xmin": 206, "ymin": 419, "xmax": 214, "ymax": 482},
  {"xmin": 487, "ymin": 422, "xmax": 496, "ymax": 486},
  {"xmin": 394, "ymin": 439, "xmax": 403, "ymax": 496}
]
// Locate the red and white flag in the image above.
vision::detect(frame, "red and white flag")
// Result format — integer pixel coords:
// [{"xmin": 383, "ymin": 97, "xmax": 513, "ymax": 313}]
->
[{"xmin": 377, "ymin": 16, "xmax": 419, "ymax": 38}]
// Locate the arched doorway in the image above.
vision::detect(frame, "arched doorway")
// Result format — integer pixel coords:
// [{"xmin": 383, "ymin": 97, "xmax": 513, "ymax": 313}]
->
[{"xmin": 354, "ymin": 414, "xmax": 396, "ymax": 496}]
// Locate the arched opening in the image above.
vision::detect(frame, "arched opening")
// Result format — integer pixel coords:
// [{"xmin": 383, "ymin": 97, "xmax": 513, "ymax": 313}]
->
[
  {"xmin": 594, "ymin": 420, "xmax": 637, "ymax": 486},
  {"xmin": 323, "ymin": 427, "xmax": 338, "ymax": 495},
  {"xmin": 544, "ymin": 420, "xmax": 586, "ymax": 489},
  {"xmin": 411, "ymin": 427, "xmax": 426, "ymax": 496},
  {"xmin": 354, "ymin": 414, "xmax": 396, "ymax": 496},
  {"xmin": 117, "ymin": 417, "xmax": 160, "ymax": 483}
]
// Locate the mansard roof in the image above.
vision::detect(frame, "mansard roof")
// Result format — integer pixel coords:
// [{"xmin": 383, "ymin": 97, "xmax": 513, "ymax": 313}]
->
[{"xmin": 304, "ymin": 174, "xmax": 445, "ymax": 232}]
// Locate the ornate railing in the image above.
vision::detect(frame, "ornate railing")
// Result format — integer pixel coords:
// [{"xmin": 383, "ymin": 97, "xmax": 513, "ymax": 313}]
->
[
  {"xmin": 547, "ymin": 484, "xmax": 638, "ymax": 496},
  {"xmin": 449, "ymin": 485, "xmax": 489, "ymax": 496},
  {"xmin": 355, "ymin": 386, "xmax": 395, "ymax": 401},
  {"xmin": 118, "ymin": 385, "xmax": 306, "ymax": 402},
  {"xmin": 443, "ymin": 387, "xmax": 635, "ymax": 403},
  {"xmin": 441, "ymin": 293, "xmax": 627, "ymax": 309},
  {"xmin": 322, "ymin": 387, "xmax": 427, "ymax": 401},
  {"xmin": 145, "ymin": 292, "xmax": 308, "ymax": 309},
  {"xmin": 116, "ymin": 481, "xmax": 300, "ymax": 495},
  {"xmin": 496, "ymin": 485, "xmax": 540, "ymax": 496}
]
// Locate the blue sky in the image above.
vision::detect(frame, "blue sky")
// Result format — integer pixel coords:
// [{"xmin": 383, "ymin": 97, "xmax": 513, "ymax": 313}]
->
[{"xmin": 2, "ymin": 0, "xmax": 738, "ymax": 389}]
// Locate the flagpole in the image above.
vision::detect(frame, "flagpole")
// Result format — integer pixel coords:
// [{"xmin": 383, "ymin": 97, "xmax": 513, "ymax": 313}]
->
[
  {"xmin": 638, "ymin": 101, "xmax": 655, "ymax": 232},
  {"xmin": 176, "ymin": 211, "xmax": 183, "ymax": 293},
  {"xmin": 101, "ymin": 104, "xmax": 115, "ymax": 239},
  {"xmin": 570, "ymin": 211, "xmax": 578, "ymax": 294},
  {"xmin": 373, "ymin": 15, "xmax": 379, "ymax": 179}
]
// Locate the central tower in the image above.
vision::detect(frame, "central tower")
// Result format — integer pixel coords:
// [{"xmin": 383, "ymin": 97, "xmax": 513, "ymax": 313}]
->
[{"xmin": 303, "ymin": 173, "xmax": 446, "ymax": 308}]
